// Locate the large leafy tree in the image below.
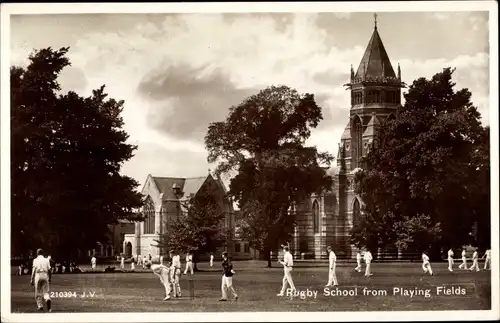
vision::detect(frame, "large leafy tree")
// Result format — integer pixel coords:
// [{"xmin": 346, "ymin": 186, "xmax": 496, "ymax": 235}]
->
[
  {"xmin": 155, "ymin": 191, "xmax": 229, "ymax": 270},
  {"xmin": 205, "ymin": 85, "xmax": 333, "ymax": 267},
  {"xmin": 11, "ymin": 47, "xmax": 144, "ymax": 260},
  {"xmin": 352, "ymin": 67, "xmax": 490, "ymax": 259}
]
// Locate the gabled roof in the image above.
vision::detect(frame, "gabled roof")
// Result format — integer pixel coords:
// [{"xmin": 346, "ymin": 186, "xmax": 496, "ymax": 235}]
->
[
  {"xmin": 151, "ymin": 176, "xmax": 208, "ymax": 200},
  {"xmin": 355, "ymin": 25, "xmax": 396, "ymax": 80}
]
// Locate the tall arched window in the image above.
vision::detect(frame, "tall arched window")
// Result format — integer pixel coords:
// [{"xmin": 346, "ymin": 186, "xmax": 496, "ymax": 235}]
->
[
  {"xmin": 351, "ymin": 116, "xmax": 363, "ymax": 168},
  {"xmin": 313, "ymin": 200, "xmax": 320, "ymax": 234},
  {"xmin": 143, "ymin": 196, "xmax": 155, "ymax": 234},
  {"xmin": 352, "ymin": 198, "xmax": 361, "ymax": 225}
]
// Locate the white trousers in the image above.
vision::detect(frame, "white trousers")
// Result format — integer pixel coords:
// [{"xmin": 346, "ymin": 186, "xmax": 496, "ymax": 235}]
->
[
  {"xmin": 170, "ymin": 267, "xmax": 181, "ymax": 296},
  {"xmin": 34, "ymin": 273, "xmax": 51, "ymax": 309},
  {"xmin": 221, "ymin": 275, "xmax": 237, "ymax": 299},
  {"xmin": 184, "ymin": 262, "xmax": 194, "ymax": 275},
  {"xmin": 448, "ymin": 258, "xmax": 454, "ymax": 271},
  {"xmin": 152, "ymin": 265, "xmax": 172, "ymax": 298},
  {"xmin": 210, "ymin": 259, "xmax": 213, "ymax": 267},
  {"xmin": 365, "ymin": 262, "xmax": 372, "ymax": 276},
  {"xmin": 422, "ymin": 262, "xmax": 433, "ymax": 275},
  {"xmin": 458, "ymin": 257, "xmax": 467, "ymax": 269},
  {"xmin": 280, "ymin": 267, "xmax": 296, "ymax": 294},
  {"xmin": 470, "ymin": 259, "xmax": 480, "ymax": 271},
  {"xmin": 91, "ymin": 264, "xmax": 96, "ymax": 270},
  {"xmin": 355, "ymin": 260, "xmax": 362, "ymax": 271},
  {"xmin": 327, "ymin": 264, "xmax": 338, "ymax": 286},
  {"xmin": 484, "ymin": 258, "xmax": 491, "ymax": 270}
]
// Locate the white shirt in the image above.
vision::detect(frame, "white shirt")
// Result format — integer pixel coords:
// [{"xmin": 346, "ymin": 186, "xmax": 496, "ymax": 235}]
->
[
  {"xmin": 210, "ymin": 255, "xmax": 214, "ymax": 260},
  {"xmin": 472, "ymin": 251, "xmax": 478, "ymax": 260},
  {"xmin": 329, "ymin": 250, "xmax": 336, "ymax": 268},
  {"xmin": 172, "ymin": 255, "xmax": 181, "ymax": 268},
  {"xmin": 186, "ymin": 255, "xmax": 193, "ymax": 262},
  {"xmin": 283, "ymin": 251, "xmax": 293, "ymax": 267},
  {"xmin": 422, "ymin": 254, "xmax": 429, "ymax": 263},
  {"xmin": 448, "ymin": 249, "xmax": 454, "ymax": 259},
  {"xmin": 160, "ymin": 256, "xmax": 163, "ymax": 262},
  {"xmin": 364, "ymin": 251, "xmax": 373, "ymax": 263},
  {"xmin": 462, "ymin": 250, "xmax": 466, "ymax": 258},
  {"xmin": 91, "ymin": 257, "xmax": 96, "ymax": 265},
  {"xmin": 32, "ymin": 255, "xmax": 51, "ymax": 274},
  {"xmin": 485, "ymin": 250, "xmax": 491, "ymax": 259}
]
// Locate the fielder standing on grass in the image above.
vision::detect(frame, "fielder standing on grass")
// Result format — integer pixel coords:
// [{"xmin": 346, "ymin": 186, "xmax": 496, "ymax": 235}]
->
[
  {"xmin": 482, "ymin": 248, "xmax": 491, "ymax": 270},
  {"xmin": 91, "ymin": 255, "xmax": 97, "ymax": 271},
  {"xmin": 184, "ymin": 251, "xmax": 194, "ymax": 275},
  {"xmin": 325, "ymin": 246, "xmax": 338, "ymax": 287},
  {"xmin": 30, "ymin": 248, "xmax": 52, "ymax": 312},
  {"xmin": 170, "ymin": 249, "xmax": 182, "ymax": 297},
  {"xmin": 447, "ymin": 248, "xmax": 454, "ymax": 272},
  {"xmin": 219, "ymin": 251, "xmax": 238, "ymax": 301},
  {"xmin": 458, "ymin": 248, "xmax": 468, "ymax": 270},
  {"xmin": 422, "ymin": 251, "xmax": 433, "ymax": 275},
  {"xmin": 363, "ymin": 249, "xmax": 373, "ymax": 277},
  {"xmin": 277, "ymin": 245, "xmax": 296, "ymax": 296},
  {"xmin": 210, "ymin": 253, "xmax": 214, "ymax": 267},
  {"xmin": 469, "ymin": 248, "xmax": 480, "ymax": 272}
]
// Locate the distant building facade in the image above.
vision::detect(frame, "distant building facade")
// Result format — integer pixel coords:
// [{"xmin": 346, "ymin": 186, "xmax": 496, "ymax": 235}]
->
[
  {"xmin": 124, "ymin": 173, "xmax": 252, "ymax": 260},
  {"xmin": 289, "ymin": 17, "xmax": 405, "ymax": 260}
]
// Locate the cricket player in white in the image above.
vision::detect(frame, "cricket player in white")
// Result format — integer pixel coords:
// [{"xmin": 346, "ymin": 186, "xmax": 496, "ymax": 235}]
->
[
  {"xmin": 482, "ymin": 249, "xmax": 491, "ymax": 270},
  {"xmin": 91, "ymin": 256, "xmax": 97, "ymax": 271},
  {"xmin": 120, "ymin": 256, "xmax": 125, "ymax": 271},
  {"xmin": 210, "ymin": 253, "xmax": 214, "ymax": 267},
  {"xmin": 458, "ymin": 248, "xmax": 468, "ymax": 270},
  {"xmin": 142, "ymin": 255, "xmax": 147, "ymax": 269},
  {"xmin": 277, "ymin": 245, "xmax": 296, "ymax": 296},
  {"xmin": 325, "ymin": 246, "xmax": 338, "ymax": 286},
  {"xmin": 170, "ymin": 250, "xmax": 182, "ymax": 297},
  {"xmin": 184, "ymin": 252, "xmax": 194, "ymax": 275},
  {"xmin": 160, "ymin": 255, "xmax": 164, "ymax": 266},
  {"xmin": 364, "ymin": 250, "xmax": 373, "ymax": 277},
  {"xmin": 447, "ymin": 248, "xmax": 454, "ymax": 272},
  {"xmin": 422, "ymin": 252, "xmax": 433, "ymax": 275},
  {"xmin": 469, "ymin": 248, "xmax": 480, "ymax": 271},
  {"xmin": 30, "ymin": 249, "xmax": 52, "ymax": 312},
  {"xmin": 152, "ymin": 263, "xmax": 172, "ymax": 300},
  {"xmin": 137, "ymin": 254, "xmax": 142, "ymax": 266},
  {"xmin": 219, "ymin": 251, "xmax": 238, "ymax": 301}
]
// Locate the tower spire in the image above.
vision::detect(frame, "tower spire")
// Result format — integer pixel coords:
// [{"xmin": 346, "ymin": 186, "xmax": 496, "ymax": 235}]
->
[{"xmin": 374, "ymin": 13, "xmax": 378, "ymax": 30}]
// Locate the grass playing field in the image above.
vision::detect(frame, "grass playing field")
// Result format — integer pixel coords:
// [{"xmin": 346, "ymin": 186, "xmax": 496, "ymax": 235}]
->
[{"xmin": 10, "ymin": 260, "xmax": 491, "ymax": 312}]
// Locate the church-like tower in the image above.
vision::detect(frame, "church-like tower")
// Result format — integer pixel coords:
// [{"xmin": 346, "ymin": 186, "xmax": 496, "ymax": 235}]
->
[{"xmin": 337, "ymin": 14, "xmax": 405, "ymax": 258}]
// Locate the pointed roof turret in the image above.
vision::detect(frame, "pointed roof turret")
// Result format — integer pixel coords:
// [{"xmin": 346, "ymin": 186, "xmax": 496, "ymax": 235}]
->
[
  {"xmin": 363, "ymin": 112, "xmax": 380, "ymax": 137},
  {"xmin": 354, "ymin": 13, "xmax": 396, "ymax": 81}
]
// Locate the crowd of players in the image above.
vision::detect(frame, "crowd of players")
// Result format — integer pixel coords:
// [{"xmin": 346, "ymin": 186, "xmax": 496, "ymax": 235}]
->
[{"xmin": 26, "ymin": 244, "xmax": 492, "ymax": 311}]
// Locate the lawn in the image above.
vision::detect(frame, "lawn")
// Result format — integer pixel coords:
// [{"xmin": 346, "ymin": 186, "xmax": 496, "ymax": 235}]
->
[{"xmin": 10, "ymin": 260, "xmax": 491, "ymax": 312}]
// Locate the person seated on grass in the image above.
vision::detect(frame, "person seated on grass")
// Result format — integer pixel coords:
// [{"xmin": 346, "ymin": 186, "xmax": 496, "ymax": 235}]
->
[
  {"xmin": 104, "ymin": 266, "xmax": 116, "ymax": 273},
  {"xmin": 72, "ymin": 264, "xmax": 82, "ymax": 273}
]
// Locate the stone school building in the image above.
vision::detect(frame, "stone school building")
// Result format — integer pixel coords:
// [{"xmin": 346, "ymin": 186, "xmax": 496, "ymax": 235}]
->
[
  {"xmin": 288, "ymin": 18, "xmax": 404, "ymax": 260},
  {"xmin": 123, "ymin": 173, "xmax": 253, "ymax": 260}
]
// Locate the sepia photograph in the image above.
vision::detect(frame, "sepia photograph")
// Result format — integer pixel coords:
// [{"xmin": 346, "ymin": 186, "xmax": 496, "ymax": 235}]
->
[{"xmin": 1, "ymin": 1, "xmax": 498, "ymax": 322}]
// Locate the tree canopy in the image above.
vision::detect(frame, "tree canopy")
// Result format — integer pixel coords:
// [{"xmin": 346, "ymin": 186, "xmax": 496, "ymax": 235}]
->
[
  {"xmin": 352, "ymin": 67, "xmax": 490, "ymax": 258},
  {"xmin": 11, "ymin": 47, "xmax": 144, "ymax": 260},
  {"xmin": 205, "ymin": 85, "xmax": 333, "ymax": 267}
]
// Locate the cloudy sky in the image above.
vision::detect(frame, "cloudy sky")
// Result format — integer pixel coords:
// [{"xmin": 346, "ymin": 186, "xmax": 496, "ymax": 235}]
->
[{"xmin": 9, "ymin": 10, "xmax": 490, "ymax": 188}]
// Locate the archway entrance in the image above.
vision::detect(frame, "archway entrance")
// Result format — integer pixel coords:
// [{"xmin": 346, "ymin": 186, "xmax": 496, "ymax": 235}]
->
[{"xmin": 125, "ymin": 242, "xmax": 132, "ymax": 258}]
